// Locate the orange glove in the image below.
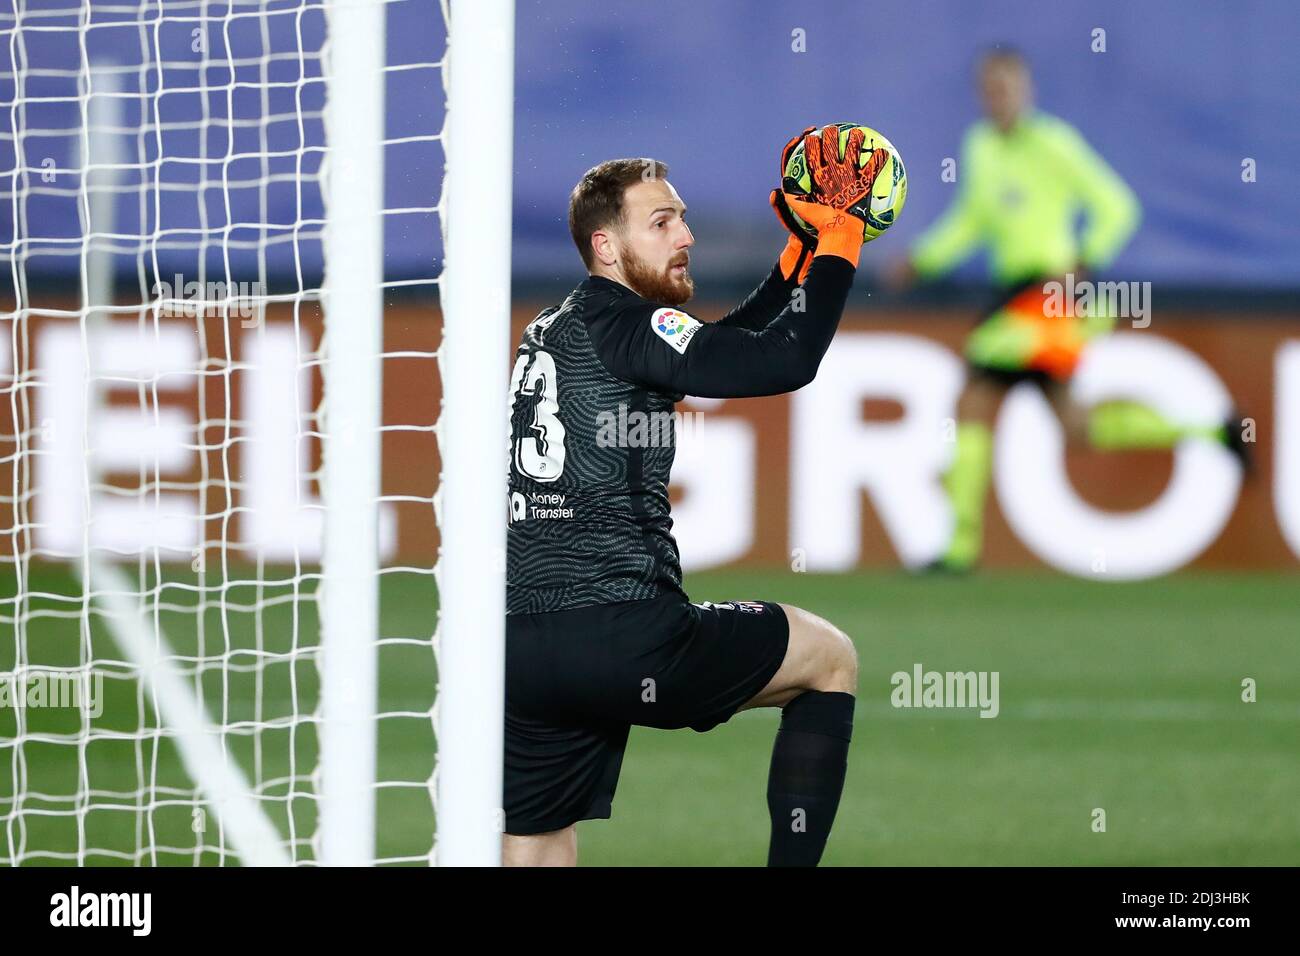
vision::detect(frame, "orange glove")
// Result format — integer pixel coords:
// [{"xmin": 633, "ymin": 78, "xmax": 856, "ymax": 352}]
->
[
  {"xmin": 773, "ymin": 191, "xmax": 866, "ymax": 268},
  {"xmin": 804, "ymin": 125, "xmax": 891, "ymax": 214},
  {"xmin": 778, "ymin": 233, "xmax": 814, "ymax": 283},
  {"xmin": 773, "ymin": 125, "xmax": 816, "ymax": 282},
  {"xmin": 770, "ymin": 126, "xmax": 892, "ymax": 270}
]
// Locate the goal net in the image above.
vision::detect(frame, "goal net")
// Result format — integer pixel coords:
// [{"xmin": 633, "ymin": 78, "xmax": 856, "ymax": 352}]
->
[{"xmin": 0, "ymin": 0, "xmax": 510, "ymax": 866}]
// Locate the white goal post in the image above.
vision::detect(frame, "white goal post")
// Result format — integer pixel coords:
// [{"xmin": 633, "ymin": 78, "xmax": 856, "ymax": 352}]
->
[
  {"xmin": 433, "ymin": 0, "xmax": 514, "ymax": 866},
  {"xmin": 0, "ymin": 0, "xmax": 513, "ymax": 867},
  {"xmin": 318, "ymin": 0, "xmax": 385, "ymax": 868}
]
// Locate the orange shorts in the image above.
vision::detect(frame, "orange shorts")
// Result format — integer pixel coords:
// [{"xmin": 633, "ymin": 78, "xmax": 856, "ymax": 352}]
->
[{"xmin": 965, "ymin": 280, "xmax": 1114, "ymax": 381}]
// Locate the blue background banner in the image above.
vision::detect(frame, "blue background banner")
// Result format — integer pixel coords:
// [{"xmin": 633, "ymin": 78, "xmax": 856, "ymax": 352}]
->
[{"xmin": 3, "ymin": 0, "xmax": 1298, "ymax": 289}]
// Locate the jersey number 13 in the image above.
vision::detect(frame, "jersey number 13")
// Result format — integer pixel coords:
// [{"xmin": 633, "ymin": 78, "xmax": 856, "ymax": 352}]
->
[{"xmin": 509, "ymin": 349, "xmax": 567, "ymax": 482}]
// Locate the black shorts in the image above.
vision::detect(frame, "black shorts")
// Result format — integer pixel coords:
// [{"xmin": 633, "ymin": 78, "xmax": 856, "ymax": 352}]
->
[{"xmin": 503, "ymin": 592, "xmax": 789, "ymax": 836}]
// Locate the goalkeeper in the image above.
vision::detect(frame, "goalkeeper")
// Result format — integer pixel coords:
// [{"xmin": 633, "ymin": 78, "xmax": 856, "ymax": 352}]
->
[
  {"xmin": 503, "ymin": 128, "xmax": 880, "ymax": 866},
  {"xmin": 887, "ymin": 47, "xmax": 1246, "ymax": 573}
]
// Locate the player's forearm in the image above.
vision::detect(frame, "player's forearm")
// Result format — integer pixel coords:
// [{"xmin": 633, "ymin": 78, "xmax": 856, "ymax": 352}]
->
[
  {"xmin": 910, "ymin": 202, "xmax": 981, "ymax": 278},
  {"xmin": 678, "ymin": 255, "xmax": 856, "ymax": 398},
  {"xmin": 1080, "ymin": 180, "xmax": 1141, "ymax": 269},
  {"xmin": 760, "ymin": 253, "xmax": 856, "ymax": 387},
  {"xmin": 1057, "ymin": 122, "xmax": 1141, "ymax": 270},
  {"xmin": 715, "ymin": 262, "xmax": 798, "ymax": 332}
]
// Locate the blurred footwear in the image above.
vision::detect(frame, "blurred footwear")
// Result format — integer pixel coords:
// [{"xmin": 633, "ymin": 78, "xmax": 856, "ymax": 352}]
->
[{"xmin": 916, "ymin": 557, "xmax": 976, "ymax": 576}]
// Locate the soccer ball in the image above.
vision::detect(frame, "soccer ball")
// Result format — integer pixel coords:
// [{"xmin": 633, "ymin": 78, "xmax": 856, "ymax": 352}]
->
[{"xmin": 782, "ymin": 123, "xmax": 907, "ymax": 242}]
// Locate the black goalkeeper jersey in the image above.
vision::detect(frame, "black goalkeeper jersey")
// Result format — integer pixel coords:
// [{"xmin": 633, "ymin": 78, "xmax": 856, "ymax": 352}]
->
[{"xmin": 506, "ymin": 254, "xmax": 856, "ymax": 614}]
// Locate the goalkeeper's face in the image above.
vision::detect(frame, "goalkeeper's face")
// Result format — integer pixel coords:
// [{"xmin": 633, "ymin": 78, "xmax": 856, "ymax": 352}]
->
[{"xmin": 611, "ymin": 178, "xmax": 694, "ymax": 306}]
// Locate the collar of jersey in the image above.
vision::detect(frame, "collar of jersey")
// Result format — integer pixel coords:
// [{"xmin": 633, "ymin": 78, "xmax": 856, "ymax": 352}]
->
[{"xmin": 582, "ymin": 273, "xmax": 641, "ymax": 300}]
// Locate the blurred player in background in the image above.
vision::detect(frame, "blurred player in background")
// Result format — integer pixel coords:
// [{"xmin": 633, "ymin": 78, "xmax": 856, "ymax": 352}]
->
[
  {"xmin": 887, "ymin": 47, "xmax": 1246, "ymax": 572},
  {"xmin": 503, "ymin": 130, "xmax": 881, "ymax": 866}
]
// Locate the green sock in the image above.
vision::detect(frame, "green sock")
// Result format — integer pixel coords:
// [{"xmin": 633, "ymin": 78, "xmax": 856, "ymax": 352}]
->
[
  {"xmin": 941, "ymin": 422, "xmax": 993, "ymax": 569},
  {"xmin": 1088, "ymin": 400, "xmax": 1226, "ymax": 450}
]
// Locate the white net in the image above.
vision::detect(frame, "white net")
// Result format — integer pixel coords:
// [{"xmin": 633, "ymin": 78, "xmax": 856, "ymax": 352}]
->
[{"xmin": 0, "ymin": 0, "xmax": 445, "ymax": 865}]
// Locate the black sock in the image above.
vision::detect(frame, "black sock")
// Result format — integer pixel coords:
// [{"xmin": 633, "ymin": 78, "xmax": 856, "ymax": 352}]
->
[{"xmin": 765, "ymin": 690, "xmax": 855, "ymax": 867}]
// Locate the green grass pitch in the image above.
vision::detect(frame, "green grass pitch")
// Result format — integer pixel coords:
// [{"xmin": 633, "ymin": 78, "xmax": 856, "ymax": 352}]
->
[{"xmin": 3, "ymin": 567, "xmax": 1297, "ymax": 865}]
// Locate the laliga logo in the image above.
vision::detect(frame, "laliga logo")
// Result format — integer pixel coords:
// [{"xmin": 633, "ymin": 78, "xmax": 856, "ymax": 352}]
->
[
  {"xmin": 655, "ymin": 309, "xmax": 689, "ymax": 336},
  {"xmin": 651, "ymin": 307, "xmax": 700, "ymax": 354}
]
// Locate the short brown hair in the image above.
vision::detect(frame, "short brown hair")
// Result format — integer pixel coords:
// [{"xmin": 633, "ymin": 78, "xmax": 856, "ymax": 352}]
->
[{"xmin": 568, "ymin": 158, "xmax": 669, "ymax": 269}]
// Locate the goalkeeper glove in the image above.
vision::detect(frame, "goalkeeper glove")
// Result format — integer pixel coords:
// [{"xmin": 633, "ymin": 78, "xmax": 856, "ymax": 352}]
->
[
  {"xmin": 773, "ymin": 125, "xmax": 816, "ymax": 282},
  {"xmin": 772, "ymin": 191, "xmax": 867, "ymax": 268},
  {"xmin": 774, "ymin": 205, "xmax": 815, "ymax": 283},
  {"xmin": 771, "ymin": 126, "xmax": 891, "ymax": 270},
  {"xmin": 803, "ymin": 125, "xmax": 891, "ymax": 215}
]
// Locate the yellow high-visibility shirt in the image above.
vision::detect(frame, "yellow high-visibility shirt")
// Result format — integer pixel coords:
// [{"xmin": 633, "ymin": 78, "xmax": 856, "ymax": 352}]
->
[{"xmin": 910, "ymin": 111, "xmax": 1140, "ymax": 285}]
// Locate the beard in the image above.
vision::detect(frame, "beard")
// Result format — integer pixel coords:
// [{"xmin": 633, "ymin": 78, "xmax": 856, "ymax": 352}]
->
[{"xmin": 622, "ymin": 246, "xmax": 694, "ymax": 307}]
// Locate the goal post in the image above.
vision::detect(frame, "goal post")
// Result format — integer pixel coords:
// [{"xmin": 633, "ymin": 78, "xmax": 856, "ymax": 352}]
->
[
  {"xmin": 434, "ymin": 0, "xmax": 515, "ymax": 867},
  {"xmin": 0, "ymin": 0, "xmax": 512, "ymax": 867},
  {"xmin": 318, "ymin": 0, "xmax": 385, "ymax": 868}
]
